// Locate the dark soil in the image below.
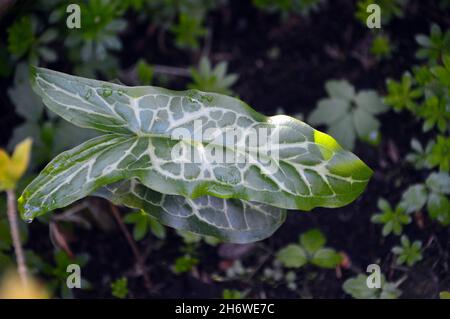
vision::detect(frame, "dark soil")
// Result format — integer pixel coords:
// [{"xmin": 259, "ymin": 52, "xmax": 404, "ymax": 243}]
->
[{"xmin": 1, "ymin": 0, "xmax": 449, "ymax": 298}]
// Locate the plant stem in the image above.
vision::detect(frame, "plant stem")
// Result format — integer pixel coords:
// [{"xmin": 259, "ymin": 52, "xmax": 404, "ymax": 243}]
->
[
  {"xmin": 110, "ymin": 204, "xmax": 152, "ymax": 292},
  {"xmin": 6, "ymin": 189, "xmax": 28, "ymax": 287}
]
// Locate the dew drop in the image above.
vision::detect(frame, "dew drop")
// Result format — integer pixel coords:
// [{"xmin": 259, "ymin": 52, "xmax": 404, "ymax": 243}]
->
[
  {"xmin": 22, "ymin": 204, "xmax": 40, "ymax": 223},
  {"xmin": 101, "ymin": 85, "xmax": 113, "ymax": 97},
  {"xmin": 117, "ymin": 89, "xmax": 126, "ymax": 96},
  {"xmin": 84, "ymin": 89, "xmax": 93, "ymax": 100}
]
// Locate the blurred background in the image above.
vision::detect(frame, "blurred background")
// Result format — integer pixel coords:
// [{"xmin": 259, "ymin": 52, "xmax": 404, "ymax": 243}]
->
[{"xmin": 0, "ymin": 0, "xmax": 449, "ymax": 299}]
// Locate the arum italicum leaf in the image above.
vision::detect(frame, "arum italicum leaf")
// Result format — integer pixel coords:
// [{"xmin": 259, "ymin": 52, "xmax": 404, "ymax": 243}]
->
[
  {"xmin": 95, "ymin": 179, "xmax": 286, "ymax": 243},
  {"xmin": 19, "ymin": 67, "xmax": 372, "ymax": 241}
]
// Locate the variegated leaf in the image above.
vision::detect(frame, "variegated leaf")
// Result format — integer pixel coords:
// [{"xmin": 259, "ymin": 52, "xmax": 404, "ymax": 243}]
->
[
  {"xmin": 95, "ymin": 179, "xmax": 286, "ymax": 243},
  {"xmin": 19, "ymin": 67, "xmax": 372, "ymax": 221}
]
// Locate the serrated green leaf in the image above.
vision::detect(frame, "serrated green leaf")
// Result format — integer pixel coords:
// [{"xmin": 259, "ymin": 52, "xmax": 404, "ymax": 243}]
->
[
  {"xmin": 19, "ymin": 68, "xmax": 372, "ymax": 220},
  {"xmin": 95, "ymin": 179, "xmax": 286, "ymax": 243}
]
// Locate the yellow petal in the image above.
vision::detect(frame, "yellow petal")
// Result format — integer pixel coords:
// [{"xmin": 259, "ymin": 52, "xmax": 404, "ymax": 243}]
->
[
  {"xmin": 0, "ymin": 149, "xmax": 13, "ymax": 191},
  {"xmin": 0, "ymin": 271, "xmax": 50, "ymax": 299},
  {"xmin": 10, "ymin": 138, "xmax": 33, "ymax": 182}
]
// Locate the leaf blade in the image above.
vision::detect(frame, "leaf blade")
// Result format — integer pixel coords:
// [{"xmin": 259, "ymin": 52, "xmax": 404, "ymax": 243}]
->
[{"xmin": 95, "ymin": 179, "xmax": 286, "ymax": 243}]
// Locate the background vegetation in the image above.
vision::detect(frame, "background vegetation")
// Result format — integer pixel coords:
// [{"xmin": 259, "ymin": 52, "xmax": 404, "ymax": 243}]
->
[{"xmin": 0, "ymin": 0, "xmax": 449, "ymax": 298}]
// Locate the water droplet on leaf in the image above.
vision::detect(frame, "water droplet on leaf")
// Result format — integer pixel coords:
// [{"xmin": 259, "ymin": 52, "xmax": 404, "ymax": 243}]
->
[
  {"xmin": 84, "ymin": 89, "xmax": 92, "ymax": 100},
  {"xmin": 101, "ymin": 85, "xmax": 113, "ymax": 97}
]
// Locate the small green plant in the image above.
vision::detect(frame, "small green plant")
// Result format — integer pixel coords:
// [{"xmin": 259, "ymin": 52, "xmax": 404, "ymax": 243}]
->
[
  {"xmin": 222, "ymin": 289, "xmax": 244, "ymax": 299},
  {"xmin": 188, "ymin": 57, "xmax": 239, "ymax": 95},
  {"xmin": 371, "ymin": 198, "xmax": 411, "ymax": 236},
  {"xmin": 7, "ymin": 16, "xmax": 57, "ymax": 63},
  {"xmin": 406, "ymin": 139, "xmax": 434, "ymax": 170},
  {"xmin": 171, "ymin": 13, "xmax": 207, "ymax": 50},
  {"xmin": 276, "ymin": 229, "xmax": 342, "ymax": 269},
  {"xmin": 427, "ymin": 136, "xmax": 450, "ymax": 172},
  {"xmin": 400, "ymin": 172, "xmax": 450, "ymax": 226},
  {"xmin": 370, "ymin": 34, "xmax": 393, "ymax": 60},
  {"xmin": 391, "ymin": 236, "xmax": 423, "ymax": 266},
  {"xmin": 53, "ymin": 0, "xmax": 127, "ymax": 77},
  {"xmin": 124, "ymin": 210, "xmax": 166, "ymax": 241},
  {"xmin": 308, "ymin": 80, "xmax": 387, "ymax": 149},
  {"xmin": 27, "ymin": 250, "xmax": 90, "ymax": 299},
  {"xmin": 136, "ymin": 60, "xmax": 154, "ymax": 85},
  {"xmin": 173, "ymin": 255, "xmax": 199, "ymax": 274},
  {"xmin": 20, "ymin": 68, "xmax": 372, "ymax": 244},
  {"xmin": 111, "ymin": 277, "xmax": 128, "ymax": 299},
  {"xmin": 384, "ymin": 73, "xmax": 422, "ymax": 112},
  {"xmin": 385, "ymin": 58, "xmax": 450, "ymax": 134},
  {"xmin": 343, "ymin": 274, "xmax": 401, "ymax": 299},
  {"xmin": 416, "ymin": 24, "xmax": 450, "ymax": 64}
]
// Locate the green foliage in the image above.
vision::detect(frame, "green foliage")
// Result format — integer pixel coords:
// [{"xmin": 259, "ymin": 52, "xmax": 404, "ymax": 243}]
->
[
  {"xmin": 27, "ymin": 250, "xmax": 90, "ymax": 299},
  {"xmin": 416, "ymin": 24, "xmax": 450, "ymax": 64},
  {"xmin": 173, "ymin": 255, "xmax": 199, "ymax": 274},
  {"xmin": 371, "ymin": 198, "xmax": 411, "ymax": 236},
  {"xmin": 391, "ymin": 236, "xmax": 423, "ymax": 266},
  {"xmin": 384, "ymin": 45, "xmax": 449, "ymax": 175},
  {"xmin": 370, "ymin": 34, "xmax": 393, "ymax": 60},
  {"xmin": 20, "ymin": 68, "xmax": 371, "ymax": 243},
  {"xmin": 405, "ymin": 139, "xmax": 433, "ymax": 170},
  {"xmin": 124, "ymin": 210, "xmax": 166, "ymax": 240},
  {"xmin": 401, "ymin": 172, "xmax": 450, "ymax": 226},
  {"xmin": 276, "ymin": 229, "xmax": 342, "ymax": 269},
  {"xmin": 427, "ymin": 136, "xmax": 450, "ymax": 172},
  {"xmin": 136, "ymin": 60, "xmax": 154, "ymax": 85},
  {"xmin": 111, "ymin": 277, "xmax": 129, "ymax": 298},
  {"xmin": 343, "ymin": 274, "xmax": 401, "ymax": 299},
  {"xmin": 308, "ymin": 80, "xmax": 387, "ymax": 149},
  {"xmin": 7, "ymin": 16, "xmax": 35, "ymax": 59},
  {"xmin": 188, "ymin": 57, "xmax": 239, "ymax": 95},
  {"xmin": 58, "ymin": 0, "xmax": 126, "ymax": 76},
  {"xmin": 171, "ymin": 13, "xmax": 207, "ymax": 50},
  {"xmin": 384, "ymin": 73, "xmax": 422, "ymax": 112},
  {"xmin": 222, "ymin": 289, "xmax": 244, "ymax": 299},
  {"xmin": 7, "ymin": 15, "xmax": 57, "ymax": 63},
  {"xmin": 355, "ymin": 0, "xmax": 406, "ymax": 26}
]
